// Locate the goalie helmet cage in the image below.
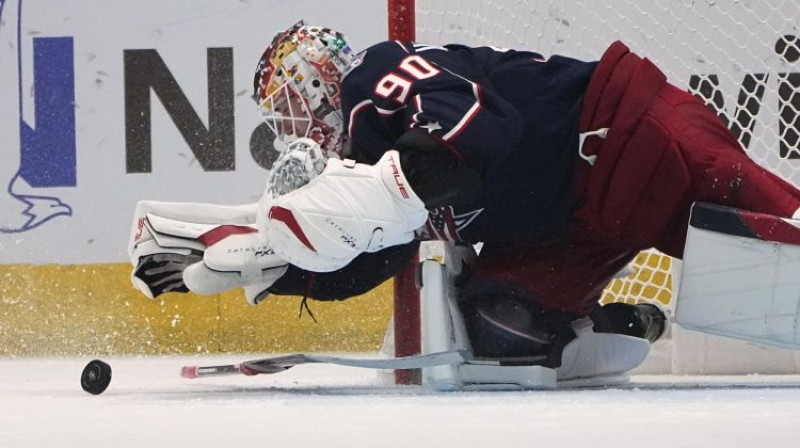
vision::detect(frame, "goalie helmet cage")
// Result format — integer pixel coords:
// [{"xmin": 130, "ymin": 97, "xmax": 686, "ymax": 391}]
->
[{"xmin": 387, "ymin": 0, "xmax": 800, "ymax": 380}]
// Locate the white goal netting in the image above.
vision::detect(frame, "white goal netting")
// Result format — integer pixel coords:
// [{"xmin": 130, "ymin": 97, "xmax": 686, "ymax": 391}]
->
[{"xmin": 415, "ymin": 0, "xmax": 800, "ymax": 311}]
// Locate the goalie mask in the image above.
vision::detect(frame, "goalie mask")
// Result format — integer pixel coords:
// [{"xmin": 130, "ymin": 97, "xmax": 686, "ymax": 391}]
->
[{"xmin": 253, "ymin": 21, "xmax": 354, "ymax": 158}]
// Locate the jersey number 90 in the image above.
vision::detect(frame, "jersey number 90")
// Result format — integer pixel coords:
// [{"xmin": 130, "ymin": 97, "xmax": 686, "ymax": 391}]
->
[{"xmin": 375, "ymin": 55, "xmax": 441, "ymax": 104}]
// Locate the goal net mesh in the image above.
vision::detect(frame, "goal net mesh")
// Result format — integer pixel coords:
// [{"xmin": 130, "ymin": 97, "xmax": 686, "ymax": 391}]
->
[{"xmin": 414, "ymin": 0, "xmax": 800, "ymax": 310}]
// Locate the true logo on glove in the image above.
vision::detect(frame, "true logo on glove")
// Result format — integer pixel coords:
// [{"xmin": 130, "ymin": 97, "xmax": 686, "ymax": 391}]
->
[
  {"xmin": 134, "ymin": 218, "xmax": 146, "ymax": 241},
  {"xmin": 387, "ymin": 154, "xmax": 410, "ymax": 199}
]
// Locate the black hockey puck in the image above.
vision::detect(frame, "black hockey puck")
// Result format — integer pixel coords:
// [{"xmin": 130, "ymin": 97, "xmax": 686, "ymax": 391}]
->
[{"xmin": 81, "ymin": 359, "xmax": 112, "ymax": 395}]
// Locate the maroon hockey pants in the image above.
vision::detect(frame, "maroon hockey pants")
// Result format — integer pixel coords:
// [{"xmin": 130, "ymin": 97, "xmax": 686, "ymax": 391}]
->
[{"xmin": 471, "ymin": 84, "xmax": 800, "ymax": 316}]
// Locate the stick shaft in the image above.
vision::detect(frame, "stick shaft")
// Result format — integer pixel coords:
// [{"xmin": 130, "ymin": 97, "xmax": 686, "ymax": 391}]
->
[{"xmin": 180, "ymin": 350, "xmax": 470, "ymax": 379}]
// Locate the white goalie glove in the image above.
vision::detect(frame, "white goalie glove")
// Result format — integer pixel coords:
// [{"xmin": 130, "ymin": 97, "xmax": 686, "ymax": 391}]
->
[
  {"xmin": 128, "ymin": 201, "xmax": 288, "ymax": 305},
  {"xmin": 127, "ymin": 139, "xmax": 327, "ymax": 304},
  {"xmin": 259, "ymin": 149, "xmax": 428, "ymax": 272}
]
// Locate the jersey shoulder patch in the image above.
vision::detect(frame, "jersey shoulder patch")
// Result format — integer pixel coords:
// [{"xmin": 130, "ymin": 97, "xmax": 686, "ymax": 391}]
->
[
  {"xmin": 342, "ymin": 49, "xmax": 367, "ymax": 80},
  {"xmin": 341, "ymin": 41, "xmax": 409, "ymax": 93}
]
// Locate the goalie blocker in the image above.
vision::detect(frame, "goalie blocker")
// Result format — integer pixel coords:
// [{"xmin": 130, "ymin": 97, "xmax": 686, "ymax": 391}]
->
[{"xmin": 676, "ymin": 202, "xmax": 800, "ymax": 350}]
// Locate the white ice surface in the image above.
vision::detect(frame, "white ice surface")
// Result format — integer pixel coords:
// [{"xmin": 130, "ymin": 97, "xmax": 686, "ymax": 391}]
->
[{"xmin": 2, "ymin": 356, "xmax": 800, "ymax": 448}]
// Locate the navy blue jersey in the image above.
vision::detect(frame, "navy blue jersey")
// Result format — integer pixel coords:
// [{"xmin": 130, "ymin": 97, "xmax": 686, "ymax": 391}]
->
[{"xmin": 341, "ymin": 41, "xmax": 597, "ymax": 244}]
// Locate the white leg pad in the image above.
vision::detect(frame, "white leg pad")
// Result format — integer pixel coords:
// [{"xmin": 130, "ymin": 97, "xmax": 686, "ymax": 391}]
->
[
  {"xmin": 676, "ymin": 204, "xmax": 800, "ymax": 349},
  {"xmin": 418, "ymin": 242, "xmax": 650, "ymax": 390},
  {"xmin": 419, "ymin": 246, "xmax": 557, "ymax": 390}
]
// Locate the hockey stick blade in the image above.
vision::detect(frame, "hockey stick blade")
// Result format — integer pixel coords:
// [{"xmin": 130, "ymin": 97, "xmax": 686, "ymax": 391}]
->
[{"xmin": 181, "ymin": 350, "xmax": 472, "ymax": 379}]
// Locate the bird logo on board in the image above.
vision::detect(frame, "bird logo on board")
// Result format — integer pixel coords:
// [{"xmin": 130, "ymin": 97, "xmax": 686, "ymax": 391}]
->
[{"xmin": 0, "ymin": 0, "xmax": 74, "ymax": 234}]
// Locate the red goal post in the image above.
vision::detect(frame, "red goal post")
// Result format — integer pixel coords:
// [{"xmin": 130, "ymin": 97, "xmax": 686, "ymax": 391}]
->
[
  {"xmin": 386, "ymin": 0, "xmax": 800, "ymax": 377},
  {"xmin": 387, "ymin": 0, "xmax": 421, "ymax": 385}
]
